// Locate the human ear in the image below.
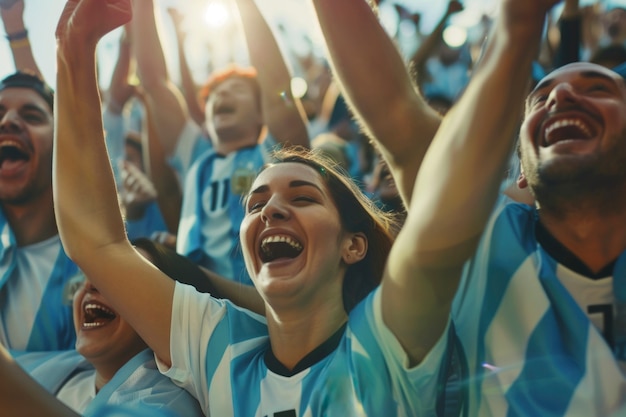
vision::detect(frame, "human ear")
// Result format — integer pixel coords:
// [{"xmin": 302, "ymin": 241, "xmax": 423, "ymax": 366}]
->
[
  {"xmin": 517, "ymin": 170, "xmax": 528, "ymax": 189},
  {"xmin": 342, "ymin": 232, "xmax": 367, "ymax": 265},
  {"xmin": 516, "ymin": 163, "xmax": 528, "ymax": 190}
]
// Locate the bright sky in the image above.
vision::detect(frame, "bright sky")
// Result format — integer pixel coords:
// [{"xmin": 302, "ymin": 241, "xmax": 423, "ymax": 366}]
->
[
  {"xmin": 1, "ymin": 0, "xmax": 618, "ymax": 90},
  {"xmin": 0, "ymin": 0, "xmax": 65, "ymax": 84}
]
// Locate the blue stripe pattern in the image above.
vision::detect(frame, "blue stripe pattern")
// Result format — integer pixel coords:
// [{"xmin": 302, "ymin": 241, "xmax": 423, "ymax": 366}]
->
[
  {"xmin": 472, "ymin": 205, "xmax": 534, "ymax": 410},
  {"xmin": 27, "ymin": 248, "xmax": 77, "ymax": 351},
  {"xmin": 185, "ymin": 288, "xmax": 430, "ymax": 416},
  {"xmin": 178, "ymin": 140, "xmax": 276, "ymax": 285},
  {"xmin": 0, "ymin": 209, "xmax": 77, "ymax": 351},
  {"xmin": 450, "ymin": 203, "xmax": 625, "ymax": 416}
]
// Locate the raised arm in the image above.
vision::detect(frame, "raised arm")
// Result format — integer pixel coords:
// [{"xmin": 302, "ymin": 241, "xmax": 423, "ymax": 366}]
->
[
  {"xmin": 166, "ymin": 6, "xmax": 205, "ymax": 128},
  {"xmin": 382, "ymin": 0, "xmax": 559, "ymax": 365},
  {"xmin": 234, "ymin": 0, "xmax": 309, "ymax": 148},
  {"xmin": 199, "ymin": 266, "xmax": 265, "ymax": 315},
  {"xmin": 138, "ymin": 89, "xmax": 183, "ymax": 234},
  {"xmin": 554, "ymin": 0, "xmax": 581, "ymax": 68},
  {"xmin": 311, "ymin": 0, "xmax": 441, "ymax": 205},
  {"xmin": 103, "ymin": 25, "xmax": 136, "ymax": 185},
  {"xmin": 0, "ymin": 0, "xmax": 42, "ymax": 78},
  {"xmin": 55, "ymin": 0, "xmax": 174, "ymax": 365},
  {"xmin": 409, "ymin": 1, "xmax": 463, "ymax": 87},
  {"xmin": 105, "ymin": 25, "xmax": 135, "ymax": 115},
  {"xmin": 131, "ymin": 0, "xmax": 189, "ymax": 156}
]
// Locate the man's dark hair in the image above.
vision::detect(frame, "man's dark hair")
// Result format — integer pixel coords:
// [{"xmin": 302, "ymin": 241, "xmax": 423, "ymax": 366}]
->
[{"xmin": 0, "ymin": 71, "xmax": 54, "ymax": 111}]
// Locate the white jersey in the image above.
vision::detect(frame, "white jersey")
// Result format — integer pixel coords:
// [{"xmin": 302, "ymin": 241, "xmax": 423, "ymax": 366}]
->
[{"xmin": 158, "ymin": 282, "xmax": 445, "ymax": 417}]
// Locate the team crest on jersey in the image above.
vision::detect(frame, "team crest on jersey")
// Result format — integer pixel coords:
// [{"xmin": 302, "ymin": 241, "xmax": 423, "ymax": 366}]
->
[{"xmin": 231, "ymin": 167, "xmax": 256, "ymax": 195}]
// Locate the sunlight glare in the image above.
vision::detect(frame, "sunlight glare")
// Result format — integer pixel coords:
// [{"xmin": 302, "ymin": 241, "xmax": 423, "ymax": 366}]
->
[
  {"xmin": 443, "ymin": 25, "xmax": 467, "ymax": 48},
  {"xmin": 291, "ymin": 77, "xmax": 308, "ymax": 99},
  {"xmin": 204, "ymin": 1, "xmax": 230, "ymax": 29}
]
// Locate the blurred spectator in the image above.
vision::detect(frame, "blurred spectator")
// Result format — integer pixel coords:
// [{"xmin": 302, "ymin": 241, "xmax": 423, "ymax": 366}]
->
[
  {"xmin": 410, "ymin": 1, "xmax": 469, "ymax": 106},
  {"xmin": 11, "ymin": 239, "xmax": 207, "ymax": 416},
  {"xmin": 132, "ymin": 0, "xmax": 309, "ymax": 285},
  {"xmin": 311, "ymin": 132, "xmax": 350, "ymax": 173}
]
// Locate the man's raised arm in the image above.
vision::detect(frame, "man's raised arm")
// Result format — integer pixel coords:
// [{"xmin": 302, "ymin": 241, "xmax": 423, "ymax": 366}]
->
[
  {"xmin": 131, "ymin": 0, "xmax": 190, "ymax": 156},
  {"xmin": 311, "ymin": 0, "xmax": 441, "ymax": 204},
  {"xmin": 234, "ymin": 0, "xmax": 310, "ymax": 148},
  {"xmin": 382, "ymin": 0, "xmax": 560, "ymax": 365}
]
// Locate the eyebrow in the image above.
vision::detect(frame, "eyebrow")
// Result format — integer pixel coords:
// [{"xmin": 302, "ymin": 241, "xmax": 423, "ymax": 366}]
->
[
  {"xmin": 0, "ymin": 103, "xmax": 49, "ymax": 115},
  {"xmin": 531, "ymin": 70, "xmax": 620, "ymax": 96},
  {"xmin": 248, "ymin": 180, "xmax": 324, "ymax": 197},
  {"xmin": 22, "ymin": 103, "xmax": 48, "ymax": 112}
]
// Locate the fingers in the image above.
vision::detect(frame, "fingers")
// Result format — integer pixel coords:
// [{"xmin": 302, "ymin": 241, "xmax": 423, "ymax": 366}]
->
[
  {"xmin": 56, "ymin": 0, "xmax": 132, "ymax": 45},
  {"xmin": 0, "ymin": 0, "xmax": 20, "ymax": 11},
  {"xmin": 448, "ymin": 0, "xmax": 463, "ymax": 14},
  {"xmin": 150, "ymin": 231, "xmax": 177, "ymax": 249},
  {"xmin": 121, "ymin": 161, "xmax": 157, "ymax": 203}
]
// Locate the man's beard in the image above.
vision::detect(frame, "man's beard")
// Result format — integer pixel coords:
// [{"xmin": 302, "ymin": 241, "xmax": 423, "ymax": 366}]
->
[
  {"xmin": 522, "ymin": 133, "xmax": 626, "ymax": 215},
  {"xmin": 0, "ymin": 181, "xmax": 45, "ymax": 206}
]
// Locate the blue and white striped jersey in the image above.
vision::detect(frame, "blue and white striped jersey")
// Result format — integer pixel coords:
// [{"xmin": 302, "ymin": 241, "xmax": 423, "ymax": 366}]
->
[
  {"xmin": 0, "ymin": 219, "xmax": 78, "ymax": 352},
  {"xmin": 159, "ymin": 282, "xmax": 445, "ymax": 417},
  {"xmin": 434, "ymin": 203, "xmax": 626, "ymax": 416},
  {"xmin": 15, "ymin": 349, "xmax": 204, "ymax": 417},
  {"xmin": 177, "ymin": 136, "xmax": 278, "ymax": 285}
]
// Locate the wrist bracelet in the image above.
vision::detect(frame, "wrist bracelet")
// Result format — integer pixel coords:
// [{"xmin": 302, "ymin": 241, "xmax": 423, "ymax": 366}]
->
[
  {"xmin": 9, "ymin": 37, "xmax": 28, "ymax": 49},
  {"xmin": 5, "ymin": 29, "xmax": 27, "ymax": 41}
]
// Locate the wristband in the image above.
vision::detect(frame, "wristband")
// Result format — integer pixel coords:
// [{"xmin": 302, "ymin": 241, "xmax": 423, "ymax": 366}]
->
[
  {"xmin": 5, "ymin": 29, "xmax": 27, "ymax": 41},
  {"xmin": 9, "ymin": 37, "xmax": 28, "ymax": 49}
]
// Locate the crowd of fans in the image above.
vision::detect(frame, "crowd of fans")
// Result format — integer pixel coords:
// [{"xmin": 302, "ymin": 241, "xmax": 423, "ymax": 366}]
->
[{"xmin": 1, "ymin": 0, "xmax": 626, "ymax": 415}]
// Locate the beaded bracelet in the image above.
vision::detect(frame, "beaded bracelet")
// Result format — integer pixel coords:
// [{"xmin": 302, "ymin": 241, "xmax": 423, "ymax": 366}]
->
[{"xmin": 5, "ymin": 29, "xmax": 27, "ymax": 41}]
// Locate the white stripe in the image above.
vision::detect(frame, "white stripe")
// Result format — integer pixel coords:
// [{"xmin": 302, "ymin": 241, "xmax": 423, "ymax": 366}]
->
[
  {"xmin": 1, "ymin": 222, "xmax": 11, "ymax": 249},
  {"xmin": 208, "ymin": 348, "xmax": 235, "ymax": 416},
  {"xmin": 230, "ymin": 335, "xmax": 268, "ymax": 358},
  {"xmin": 479, "ymin": 255, "xmax": 548, "ymax": 416},
  {"xmin": 209, "ymin": 334, "xmax": 268, "ymax": 416},
  {"xmin": 564, "ymin": 326, "xmax": 626, "ymax": 416},
  {"xmin": 259, "ymin": 369, "xmax": 307, "ymax": 417}
]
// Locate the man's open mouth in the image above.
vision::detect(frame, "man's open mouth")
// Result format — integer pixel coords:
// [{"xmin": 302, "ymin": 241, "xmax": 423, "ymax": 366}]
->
[
  {"xmin": 214, "ymin": 103, "xmax": 236, "ymax": 115},
  {"xmin": 0, "ymin": 141, "xmax": 29, "ymax": 170},
  {"xmin": 543, "ymin": 117, "xmax": 594, "ymax": 146}
]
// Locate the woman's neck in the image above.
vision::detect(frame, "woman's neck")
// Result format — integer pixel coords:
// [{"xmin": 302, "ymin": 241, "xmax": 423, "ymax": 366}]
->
[{"xmin": 265, "ymin": 299, "xmax": 348, "ymax": 371}]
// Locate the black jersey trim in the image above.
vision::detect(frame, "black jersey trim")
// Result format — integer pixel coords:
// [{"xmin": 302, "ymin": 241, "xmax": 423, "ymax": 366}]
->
[{"xmin": 264, "ymin": 322, "xmax": 347, "ymax": 377}]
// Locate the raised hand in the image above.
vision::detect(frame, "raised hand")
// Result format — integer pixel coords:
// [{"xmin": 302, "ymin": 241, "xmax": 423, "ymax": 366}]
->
[
  {"xmin": 500, "ymin": 0, "xmax": 561, "ymax": 27},
  {"xmin": 0, "ymin": 0, "xmax": 24, "ymax": 24},
  {"xmin": 150, "ymin": 231, "xmax": 177, "ymax": 250},
  {"xmin": 166, "ymin": 7, "xmax": 186, "ymax": 40},
  {"xmin": 119, "ymin": 160, "xmax": 158, "ymax": 218},
  {"xmin": 447, "ymin": 0, "xmax": 463, "ymax": 16},
  {"xmin": 0, "ymin": 0, "xmax": 20, "ymax": 10},
  {"xmin": 56, "ymin": 0, "xmax": 131, "ymax": 48}
]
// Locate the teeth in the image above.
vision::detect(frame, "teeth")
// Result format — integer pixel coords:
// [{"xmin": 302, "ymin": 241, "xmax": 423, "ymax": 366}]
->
[
  {"xmin": 544, "ymin": 118, "xmax": 591, "ymax": 138},
  {"xmin": 261, "ymin": 235, "xmax": 302, "ymax": 251},
  {"xmin": 82, "ymin": 322, "xmax": 106, "ymax": 328},
  {"xmin": 0, "ymin": 140, "xmax": 20, "ymax": 148},
  {"xmin": 84, "ymin": 303, "xmax": 115, "ymax": 316}
]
